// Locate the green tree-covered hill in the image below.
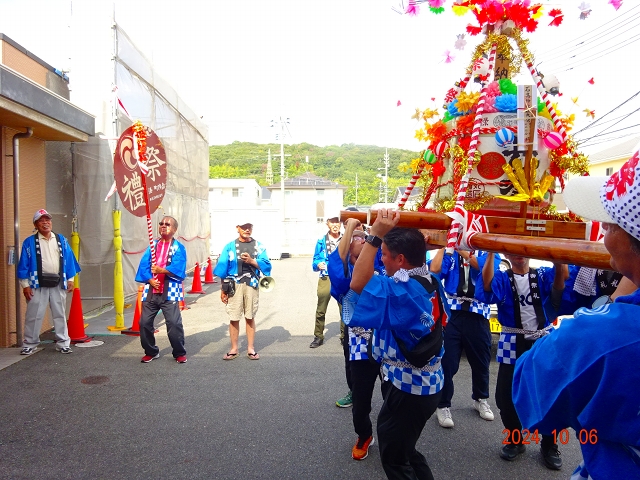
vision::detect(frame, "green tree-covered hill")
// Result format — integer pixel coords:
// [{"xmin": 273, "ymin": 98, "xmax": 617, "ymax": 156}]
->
[{"xmin": 209, "ymin": 142, "xmax": 421, "ymax": 206}]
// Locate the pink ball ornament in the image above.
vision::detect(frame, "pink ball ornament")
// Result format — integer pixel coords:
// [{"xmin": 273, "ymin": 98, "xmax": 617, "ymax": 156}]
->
[
  {"xmin": 432, "ymin": 141, "xmax": 448, "ymax": 158},
  {"xmin": 544, "ymin": 131, "xmax": 564, "ymax": 150}
]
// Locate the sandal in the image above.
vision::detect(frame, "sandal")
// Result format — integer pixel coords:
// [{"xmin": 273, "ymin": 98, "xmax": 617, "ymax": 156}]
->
[
  {"xmin": 247, "ymin": 352, "xmax": 260, "ymax": 360},
  {"xmin": 223, "ymin": 352, "xmax": 239, "ymax": 361}
]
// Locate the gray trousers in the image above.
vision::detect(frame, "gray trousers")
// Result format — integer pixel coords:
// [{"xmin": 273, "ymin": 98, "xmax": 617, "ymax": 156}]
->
[{"xmin": 22, "ymin": 287, "xmax": 69, "ymax": 348}]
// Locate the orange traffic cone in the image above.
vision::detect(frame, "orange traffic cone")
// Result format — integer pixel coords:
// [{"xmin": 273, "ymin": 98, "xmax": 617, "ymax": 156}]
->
[
  {"xmin": 67, "ymin": 287, "xmax": 92, "ymax": 343},
  {"xmin": 188, "ymin": 262, "xmax": 205, "ymax": 294},
  {"xmin": 122, "ymin": 285, "xmax": 143, "ymax": 336},
  {"xmin": 179, "ymin": 284, "xmax": 189, "ymax": 310},
  {"xmin": 204, "ymin": 257, "xmax": 216, "ymax": 284}
]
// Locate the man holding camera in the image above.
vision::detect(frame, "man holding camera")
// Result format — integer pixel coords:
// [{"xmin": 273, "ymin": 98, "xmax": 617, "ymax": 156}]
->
[
  {"xmin": 17, "ymin": 209, "xmax": 80, "ymax": 355},
  {"xmin": 214, "ymin": 222, "xmax": 271, "ymax": 361}
]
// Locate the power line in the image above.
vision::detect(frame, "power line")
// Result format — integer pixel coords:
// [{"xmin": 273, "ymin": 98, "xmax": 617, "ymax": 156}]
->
[
  {"xmin": 579, "ymin": 132, "xmax": 640, "ymax": 149},
  {"xmin": 552, "ymin": 33, "xmax": 640, "ymax": 73},
  {"xmin": 572, "ymin": 91, "xmax": 640, "ymax": 135},
  {"xmin": 578, "ymin": 115, "xmax": 640, "ymax": 145},
  {"xmin": 536, "ymin": 4, "xmax": 640, "ymax": 62}
]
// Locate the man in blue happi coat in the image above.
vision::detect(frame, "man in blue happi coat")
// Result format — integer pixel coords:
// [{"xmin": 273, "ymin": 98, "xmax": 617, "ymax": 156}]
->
[
  {"xmin": 18, "ymin": 209, "xmax": 80, "ymax": 355},
  {"xmin": 344, "ymin": 208, "xmax": 448, "ymax": 479},
  {"xmin": 513, "ymin": 152, "xmax": 640, "ymax": 479},
  {"xmin": 429, "ymin": 248, "xmax": 500, "ymax": 428},
  {"xmin": 135, "ymin": 215, "xmax": 187, "ymax": 364},
  {"xmin": 214, "ymin": 222, "xmax": 271, "ymax": 361}
]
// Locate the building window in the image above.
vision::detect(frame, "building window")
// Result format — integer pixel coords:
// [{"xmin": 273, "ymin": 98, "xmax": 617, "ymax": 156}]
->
[
  {"xmin": 316, "ymin": 189, "xmax": 324, "ymax": 197},
  {"xmin": 605, "ymin": 167, "xmax": 613, "ymax": 176},
  {"xmin": 232, "ymin": 188, "xmax": 243, "ymax": 197}
]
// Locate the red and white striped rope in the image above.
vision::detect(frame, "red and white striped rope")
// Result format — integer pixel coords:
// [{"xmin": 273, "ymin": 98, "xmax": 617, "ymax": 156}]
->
[
  {"xmin": 446, "ymin": 43, "xmax": 498, "ymax": 254},
  {"xmin": 398, "ymin": 163, "xmax": 426, "ymax": 209},
  {"xmin": 524, "ymin": 60, "xmax": 567, "ymax": 142},
  {"xmin": 145, "ymin": 214, "xmax": 157, "ymax": 266}
]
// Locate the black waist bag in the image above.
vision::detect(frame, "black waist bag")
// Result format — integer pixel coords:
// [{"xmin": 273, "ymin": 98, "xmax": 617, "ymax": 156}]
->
[
  {"xmin": 39, "ymin": 273, "xmax": 61, "ymax": 288},
  {"xmin": 391, "ymin": 274, "xmax": 444, "ymax": 368}
]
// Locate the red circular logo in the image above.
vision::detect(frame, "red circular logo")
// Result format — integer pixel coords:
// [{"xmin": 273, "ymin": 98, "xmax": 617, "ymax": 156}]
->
[
  {"xmin": 477, "ymin": 152, "xmax": 506, "ymax": 180},
  {"xmin": 114, "ymin": 125, "xmax": 167, "ymax": 217}
]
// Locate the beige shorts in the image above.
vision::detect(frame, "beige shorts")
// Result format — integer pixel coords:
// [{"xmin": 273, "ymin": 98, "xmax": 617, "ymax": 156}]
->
[{"xmin": 226, "ymin": 282, "xmax": 260, "ymax": 321}]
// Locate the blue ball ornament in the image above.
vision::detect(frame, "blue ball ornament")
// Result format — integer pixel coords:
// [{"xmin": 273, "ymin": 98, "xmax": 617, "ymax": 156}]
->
[{"xmin": 495, "ymin": 128, "xmax": 515, "ymax": 148}]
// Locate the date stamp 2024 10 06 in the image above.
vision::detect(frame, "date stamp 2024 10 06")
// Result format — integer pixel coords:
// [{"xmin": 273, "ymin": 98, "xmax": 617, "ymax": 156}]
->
[{"xmin": 503, "ymin": 428, "xmax": 598, "ymax": 446}]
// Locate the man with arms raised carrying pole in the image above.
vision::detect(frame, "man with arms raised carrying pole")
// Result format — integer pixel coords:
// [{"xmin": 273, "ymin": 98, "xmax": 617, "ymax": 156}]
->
[{"xmin": 345, "ymin": 208, "xmax": 447, "ymax": 479}]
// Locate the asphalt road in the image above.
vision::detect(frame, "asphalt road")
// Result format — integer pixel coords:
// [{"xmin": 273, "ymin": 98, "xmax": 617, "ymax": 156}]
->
[{"xmin": 0, "ymin": 256, "xmax": 582, "ymax": 479}]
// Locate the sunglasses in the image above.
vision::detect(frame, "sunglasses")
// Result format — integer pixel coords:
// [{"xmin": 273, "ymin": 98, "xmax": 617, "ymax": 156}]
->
[{"xmin": 159, "ymin": 222, "xmax": 172, "ymax": 227}]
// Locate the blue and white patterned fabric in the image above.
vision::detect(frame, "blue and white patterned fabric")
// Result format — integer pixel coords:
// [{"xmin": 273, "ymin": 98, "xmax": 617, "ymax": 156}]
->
[
  {"xmin": 514, "ymin": 289, "xmax": 640, "ymax": 479},
  {"xmin": 214, "ymin": 238, "xmax": 271, "ymax": 288},
  {"xmin": 327, "ymin": 248, "xmax": 383, "ymax": 362},
  {"xmin": 135, "ymin": 239, "xmax": 187, "ymax": 302},
  {"xmin": 440, "ymin": 251, "xmax": 498, "ymax": 318},
  {"xmin": 570, "ymin": 462, "xmax": 592, "ymax": 480},
  {"xmin": 343, "ymin": 267, "xmax": 450, "ymax": 396},
  {"xmin": 476, "ymin": 266, "xmax": 559, "ymax": 364},
  {"xmin": 17, "ymin": 233, "xmax": 80, "ymax": 290}
]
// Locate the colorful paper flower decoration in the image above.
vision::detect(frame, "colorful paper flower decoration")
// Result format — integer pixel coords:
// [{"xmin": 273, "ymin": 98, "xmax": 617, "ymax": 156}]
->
[{"xmin": 494, "ymin": 94, "xmax": 517, "ymax": 112}]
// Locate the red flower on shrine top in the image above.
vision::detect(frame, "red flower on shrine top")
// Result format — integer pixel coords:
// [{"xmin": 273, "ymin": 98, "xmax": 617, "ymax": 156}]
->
[{"xmin": 605, "ymin": 151, "xmax": 639, "ymax": 201}]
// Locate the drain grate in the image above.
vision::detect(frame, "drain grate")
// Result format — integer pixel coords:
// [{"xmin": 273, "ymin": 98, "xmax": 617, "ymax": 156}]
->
[{"xmin": 81, "ymin": 375, "xmax": 110, "ymax": 385}]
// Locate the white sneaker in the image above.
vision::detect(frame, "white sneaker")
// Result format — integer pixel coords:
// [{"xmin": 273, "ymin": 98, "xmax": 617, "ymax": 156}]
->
[
  {"xmin": 474, "ymin": 399, "xmax": 495, "ymax": 421},
  {"xmin": 436, "ymin": 407, "xmax": 454, "ymax": 428}
]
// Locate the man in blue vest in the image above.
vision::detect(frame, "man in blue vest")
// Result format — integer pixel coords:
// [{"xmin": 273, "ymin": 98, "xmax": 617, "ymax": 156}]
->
[{"xmin": 18, "ymin": 209, "xmax": 80, "ymax": 355}]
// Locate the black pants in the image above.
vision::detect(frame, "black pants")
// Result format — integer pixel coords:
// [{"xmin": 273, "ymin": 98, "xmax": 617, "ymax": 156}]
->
[
  {"xmin": 496, "ymin": 359, "xmax": 554, "ymax": 451},
  {"xmin": 350, "ymin": 359, "xmax": 380, "ymax": 440},
  {"xmin": 378, "ymin": 380, "xmax": 441, "ymax": 480},
  {"xmin": 140, "ymin": 293, "xmax": 186, "ymax": 358},
  {"xmin": 438, "ymin": 309, "xmax": 491, "ymax": 408},
  {"xmin": 342, "ymin": 332, "xmax": 352, "ymax": 391}
]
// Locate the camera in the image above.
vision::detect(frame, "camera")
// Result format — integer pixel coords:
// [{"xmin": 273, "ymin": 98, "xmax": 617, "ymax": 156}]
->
[{"xmin": 221, "ymin": 278, "xmax": 235, "ymax": 296}]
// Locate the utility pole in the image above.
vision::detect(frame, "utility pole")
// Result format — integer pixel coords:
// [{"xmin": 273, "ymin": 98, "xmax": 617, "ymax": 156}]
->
[
  {"xmin": 270, "ymin": 117, "xmax": 291, "ymax": 222},
  {"xmin": 266, "ymin": 149, "xmax": 273, "ymax": 185},
  {"xmin": 355, "ymin": 173, "xmax": 359, "ymax": 207},
  {"xmin": 377, "ymin": 148, "xmax": 390, "ymax": 203}
]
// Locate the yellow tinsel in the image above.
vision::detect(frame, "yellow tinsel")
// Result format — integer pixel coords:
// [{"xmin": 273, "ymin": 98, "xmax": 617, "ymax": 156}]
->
[
  {"xmin": 415, "ymin": 128, "xmax": 426, "ymax": 142},
  {"xmin": 540, "ymin": 206, "xmax": 578, "ymax": 222}
]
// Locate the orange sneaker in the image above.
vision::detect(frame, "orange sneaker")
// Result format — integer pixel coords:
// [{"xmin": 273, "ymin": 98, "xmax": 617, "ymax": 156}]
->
[{"xmin": 352, "ymin": 436, "xmax": 374, "ymax": 460}]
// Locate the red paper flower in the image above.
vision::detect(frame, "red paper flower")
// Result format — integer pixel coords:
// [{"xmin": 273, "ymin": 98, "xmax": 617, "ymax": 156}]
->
[
  {"xmin": 431, "ymin": 160, "xmax": 446, "ymax": 178},
  {"xmin": 458, "ymin": 135, "xmax": 471, "ymax": 151},
  {"xmin": 606, "ymin": 151, "xmax": 639, "ymax": 200},
  {"xmin": 427, "ymin": 121, "xmax": 448, "ymax": 142},
  {"xmin": 466, "ymin": 24, "xmax": 482, "ymax": 36}
]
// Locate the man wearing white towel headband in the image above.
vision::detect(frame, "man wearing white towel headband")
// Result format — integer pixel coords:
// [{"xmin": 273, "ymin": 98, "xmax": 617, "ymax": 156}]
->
[{"xmin": 513, "ymin": 151, "xmax": 640, "ymax": 479}]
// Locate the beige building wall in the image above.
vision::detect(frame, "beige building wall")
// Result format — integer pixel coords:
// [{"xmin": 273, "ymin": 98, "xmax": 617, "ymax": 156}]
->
[
  {"xmin": 0, "ymin": 128, "xmax": 47, "ymax": 347},
  {"xmin": 589, "ymin": 159, "xmax": 628, "ymax": 177},
  {"xmin": 1, "ymin": 41, "xmax": 48, "ymax": 88}
]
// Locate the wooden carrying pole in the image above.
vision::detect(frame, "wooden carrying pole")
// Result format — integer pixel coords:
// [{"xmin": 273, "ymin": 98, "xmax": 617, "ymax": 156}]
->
[{"xmin": 341, "ymin": 210, "xmax": 612, "ymax": 270}]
